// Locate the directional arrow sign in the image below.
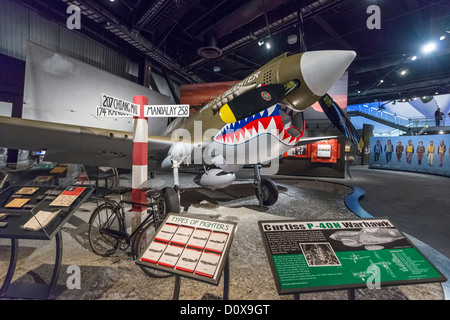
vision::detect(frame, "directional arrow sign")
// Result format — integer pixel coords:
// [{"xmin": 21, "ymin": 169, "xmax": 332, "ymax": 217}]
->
[
  {"xmin": 144, "ymin": 105, "xmax": 190, "ymax": 118},
  {"xmin": 95, "ymin": 106, "xmax": 134, "ymax": 118},
  {"xmin": 98, "ymin": 93, "xmax": 140, "ymax": 117}
]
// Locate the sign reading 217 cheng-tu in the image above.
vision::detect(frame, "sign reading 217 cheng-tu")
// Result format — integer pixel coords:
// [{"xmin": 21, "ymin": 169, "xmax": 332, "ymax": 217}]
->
[{"xmin": 259, "ymin": 218, "xmax": 446, "ymax": 295}]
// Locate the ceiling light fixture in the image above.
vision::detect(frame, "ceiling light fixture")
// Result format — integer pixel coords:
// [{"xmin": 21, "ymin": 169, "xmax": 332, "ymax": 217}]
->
[
  {"xmin": 287, "ymin": 34, "xmax": 298, "ymax": 45},
  {"xmin": 440, "ymin": 35, "xmax": 446, "ymax": 41},
  {"xmin": 423, "ymin": 42, "xmax": 437, "ymax": 54},
  {"xmin": 411, "ymin": 55, "xmax": 418, "ymax": 61}
]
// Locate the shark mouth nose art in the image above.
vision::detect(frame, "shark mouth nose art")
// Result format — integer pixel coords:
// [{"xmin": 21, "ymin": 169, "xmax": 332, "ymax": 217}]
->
[{"xmin": 213, "ymin": 104, "xmax": 304, "ymax": 146}]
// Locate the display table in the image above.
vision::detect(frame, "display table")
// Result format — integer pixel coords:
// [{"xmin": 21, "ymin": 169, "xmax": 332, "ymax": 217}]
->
[
  {"xmin": 259, "ymin": 218, "xmax": 447, "ymax": 299},
  {"xmin": 0, "ymin": 165, "xmax": 93, "ymax": 299},
  {"xmin": 136, "ymin": 213, "xmax": 237, "ymax": 300}
]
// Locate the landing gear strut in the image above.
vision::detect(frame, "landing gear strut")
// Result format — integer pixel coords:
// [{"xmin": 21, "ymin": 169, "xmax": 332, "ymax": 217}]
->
[
  {"xmin": 253, "ymin": 165, "xmax": 279, "ymax": 207},
  {"xmin": 168, "ymin": 159, "xmax": 182, "ymax": 213}
]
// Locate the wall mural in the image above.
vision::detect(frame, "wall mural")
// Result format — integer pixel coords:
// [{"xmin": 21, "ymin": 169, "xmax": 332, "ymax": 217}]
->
[{"xmin": 369, "ymin": 134, "xmax": 450, "ymax": 177}]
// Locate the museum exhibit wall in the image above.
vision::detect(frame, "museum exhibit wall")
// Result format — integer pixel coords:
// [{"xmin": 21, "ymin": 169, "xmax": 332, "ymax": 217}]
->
[
  {"xmin": 369, "ymin": 135, "xmax": 450, "ymax": 177},
  {"xmin": 277, "ymin": 137, "xmax": 346, "ymax": 178}
]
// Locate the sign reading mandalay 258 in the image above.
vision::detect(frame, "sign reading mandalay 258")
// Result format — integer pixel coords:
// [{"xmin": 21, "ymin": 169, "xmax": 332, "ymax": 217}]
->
[
  {"xmin": 144, "ymin": 105, "xmax": 189, "ymax": 118},
  {"xmin": 259, "ymin": 218, "xmax": 446, "ymax": 295},
  {"xmin": 96, "ymin": 94, "xmax": 190, "ymax": 118}
]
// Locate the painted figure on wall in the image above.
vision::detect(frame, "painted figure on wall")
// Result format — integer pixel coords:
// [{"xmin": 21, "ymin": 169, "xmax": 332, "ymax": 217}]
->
[
  {"xmin": 417, "ymin": 141, "xmax": 425, "ymax": 165},
  {"xmin": 373, "ymin": 140, "xmax": 382, "ymax": 162},
  {"xmin": 438, "ymin": 140, "xmax": 446, "ymax": 167},
  {"xmin": 384, "ymin": 140, "xmax": 393, "ymax": 163},
  {"xmin": 396, "ymin": 141, "xmax": 404, "ymax": 162},
  {"xmin": 427, "ymin": 140, "xmax": 435, "ymax": 166},
  {"xmin": 405, "ymin": 140, "xmax": 414, "ymax": 165}
]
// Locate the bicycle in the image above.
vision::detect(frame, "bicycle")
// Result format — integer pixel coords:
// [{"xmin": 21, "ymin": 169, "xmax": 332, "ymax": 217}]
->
[{"xmin": 88, "ymin": 186, "xmax": 180, "ymax": 278}]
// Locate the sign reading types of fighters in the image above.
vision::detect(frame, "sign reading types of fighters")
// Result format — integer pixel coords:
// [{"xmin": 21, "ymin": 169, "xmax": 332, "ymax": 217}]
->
[{"xmin": 0, "ymin": 50, "xmax": 358, "ymax": 208}]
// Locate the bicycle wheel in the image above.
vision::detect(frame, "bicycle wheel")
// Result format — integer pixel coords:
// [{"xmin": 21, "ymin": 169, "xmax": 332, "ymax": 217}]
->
[
  {"xmin": 133, "ymin": 220, "xmax": 173, "ymax": 278},
  {"xmin": 88, "ymin": 203, "xmax": 123, "ymax": 256}
]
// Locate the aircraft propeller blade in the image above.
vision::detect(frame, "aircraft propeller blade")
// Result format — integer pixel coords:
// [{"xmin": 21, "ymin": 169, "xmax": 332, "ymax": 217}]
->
[
  {"xmin": 219, "ymin": 80, "xmax": 300, "ymax": 123},
  {"xmin": 318, "ymin": 94, "xmax": 362, "ymax": 147}
]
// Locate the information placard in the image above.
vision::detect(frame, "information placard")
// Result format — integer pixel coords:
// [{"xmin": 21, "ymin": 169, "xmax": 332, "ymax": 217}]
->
[
  {"xmin": 136, "ymin": 213, "xmax": 237, "ymax": 285},
  {"xmin": 259, "ymin": 218, "xmax": 446, "ymax": 295}
]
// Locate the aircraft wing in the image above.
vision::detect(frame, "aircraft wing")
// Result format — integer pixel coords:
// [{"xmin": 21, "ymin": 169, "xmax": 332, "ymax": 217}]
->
[{"xmin": 0, "ymin": 116, "xmax": 175, "ymax": 169}]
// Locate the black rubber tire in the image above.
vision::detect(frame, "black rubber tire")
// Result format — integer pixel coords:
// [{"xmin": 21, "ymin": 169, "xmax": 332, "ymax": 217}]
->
[
  {"xmin": 256, "ymin": 178, "xmax": 279, "ymax": 206},
  {"xmin": 88, "ymin": 204, "xmax": 122, "ymax": 256},
  {"xmin": 163, "ymin": 187, "xmax": 180, "ymax": 214}
]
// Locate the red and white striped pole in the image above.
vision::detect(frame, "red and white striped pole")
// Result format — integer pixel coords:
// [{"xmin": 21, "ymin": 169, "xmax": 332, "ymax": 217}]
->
[{"xmin": 131, "ymin": 95, "xmax": 148, "ymax": 232}]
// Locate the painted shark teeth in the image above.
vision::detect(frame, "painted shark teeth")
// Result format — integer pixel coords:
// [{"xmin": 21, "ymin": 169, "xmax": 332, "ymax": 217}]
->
[
  {"xmin": 281, "ymin": 106, "xmax": 301, "ymax": 118},
  {"xmin": 214, "ymin": 104, "xmax": 302, "ymax": 146}
]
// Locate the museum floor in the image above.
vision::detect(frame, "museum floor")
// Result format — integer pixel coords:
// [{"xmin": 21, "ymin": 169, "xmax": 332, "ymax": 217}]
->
[{"xmin": 0, "ymin": 165, "xmax": 448, "ymax": 300}]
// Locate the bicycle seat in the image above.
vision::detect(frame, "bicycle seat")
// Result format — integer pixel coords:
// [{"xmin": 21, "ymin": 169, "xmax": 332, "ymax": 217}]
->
[{"xmin": 110, "ymin": 187, "xmax": 132, "ymax": 195}]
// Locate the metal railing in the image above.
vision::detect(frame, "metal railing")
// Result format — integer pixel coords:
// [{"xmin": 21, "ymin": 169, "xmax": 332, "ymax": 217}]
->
[{"xmin": 347, "ymin": 104, "xmax": 449, "ymax": 129}]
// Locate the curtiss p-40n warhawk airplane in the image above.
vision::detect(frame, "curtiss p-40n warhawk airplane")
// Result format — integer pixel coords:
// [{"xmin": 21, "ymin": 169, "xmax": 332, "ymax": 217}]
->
[{"xmin": 0, "ymin": 50, "xmax": 360, "ymax": 207}]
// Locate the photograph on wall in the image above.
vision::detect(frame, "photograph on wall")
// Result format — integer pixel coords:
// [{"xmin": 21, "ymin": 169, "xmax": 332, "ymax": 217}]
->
[
  {"xmin": 284, "ymin": 144, "xmax": 308, "ymax": 158},
  {"xmin": 310, "ymin": 139, "xmax": 339, "ymax": 163},
  {"xmin": 317, "ymin": 144, "xmax": 332, "ymax": 158},
  {"xmin": 369, "ymin": 134, "xmax": 450, "ymax": 177},
  {"xmin": 295, "ymin": 145, "xmax": 308, "ymax": 157}
]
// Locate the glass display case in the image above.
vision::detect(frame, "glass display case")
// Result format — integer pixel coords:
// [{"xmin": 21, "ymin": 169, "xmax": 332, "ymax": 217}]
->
[{"xmin": 0, "ymin": 163, "xmax": 94, "ymax": 299}]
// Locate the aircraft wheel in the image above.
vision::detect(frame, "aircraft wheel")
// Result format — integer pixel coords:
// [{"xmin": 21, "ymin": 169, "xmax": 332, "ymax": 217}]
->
[
  {"xmin": 163, "ymin": 187, "xmax": 181, "ymax": 214},
  {"xmin": 256, "ymin": 178, "xmax": 279, "ymax": 206}
]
